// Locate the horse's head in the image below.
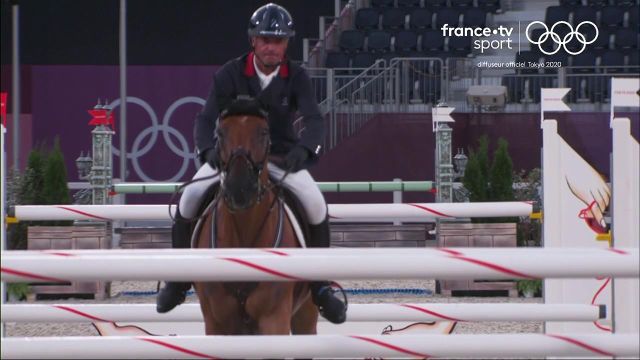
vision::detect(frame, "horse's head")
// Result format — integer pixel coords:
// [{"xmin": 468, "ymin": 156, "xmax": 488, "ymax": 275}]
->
[{"xmin": 216, "ymin": 98, "xmax": 270, "ymax": 211}]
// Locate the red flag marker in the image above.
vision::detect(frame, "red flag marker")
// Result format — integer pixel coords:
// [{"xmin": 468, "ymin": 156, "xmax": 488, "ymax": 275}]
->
[
  {"xmin": 88, "ymin": 108, "xmax": 108, "ymax": 125},
  {"xmin": 1, "ymin": 92, "xmax": 7, "ymax": 126}
]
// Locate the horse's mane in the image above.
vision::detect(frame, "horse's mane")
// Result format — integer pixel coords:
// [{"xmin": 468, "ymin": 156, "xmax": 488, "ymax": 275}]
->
[{"xmin": 220, "ymin": 98, "xmax": 268, "ymax": 120}]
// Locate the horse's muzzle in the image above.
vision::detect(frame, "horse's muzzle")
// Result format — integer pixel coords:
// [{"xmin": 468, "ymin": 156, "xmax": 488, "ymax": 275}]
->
[{"xmin": 222, "ymin": 155, "xmax": 262, "ymax": 211}]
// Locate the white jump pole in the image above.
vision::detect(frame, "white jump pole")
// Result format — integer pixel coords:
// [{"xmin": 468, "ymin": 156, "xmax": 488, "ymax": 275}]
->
[
  {"xmin": 5, "ymin": 247, "xmax": 628, "ymax": 257},
  {"xmin": 2, "ymin": 334, "xmax": 638, "ymax": 359},
  {"xmin": 11, "ymin": 201, "xmax": 533, "ymax": 222},
  {"xmin": 1, "ymin": 303, "xmax": 605, "ymax": 323},
  {"xmin": 4, "ymin": 247, "xmax": 622, "ymax": 257},
  {"xmin": 2, "ymin": 249, "xmax": 638, "ymax": 282}
]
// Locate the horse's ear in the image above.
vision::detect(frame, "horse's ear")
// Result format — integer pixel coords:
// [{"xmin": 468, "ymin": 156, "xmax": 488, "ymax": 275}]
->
[{"xmin": 220, "ymin": 97, "xmax": 269, "ymax": 120}]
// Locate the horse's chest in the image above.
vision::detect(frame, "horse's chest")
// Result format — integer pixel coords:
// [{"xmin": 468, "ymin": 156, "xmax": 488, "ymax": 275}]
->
[{"xmin": 223, "ymin": 282, "xmax": 259, "ymax": 304}]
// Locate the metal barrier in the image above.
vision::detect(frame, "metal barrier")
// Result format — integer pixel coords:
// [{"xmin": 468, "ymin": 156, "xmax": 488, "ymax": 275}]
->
[
  {"xmin": 300, "ymin": 61, "xmax": 390, "ymax": 151},
  {"xmin": 302, "ymin": 58, "xmax": 446, "ymax": 151}
]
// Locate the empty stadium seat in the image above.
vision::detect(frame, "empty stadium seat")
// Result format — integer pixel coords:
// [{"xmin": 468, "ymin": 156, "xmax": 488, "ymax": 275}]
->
[
  {"xmin": 325, "ymin": 51, "xmax": 351, "ymax": 68},
  {"xmin": 371, "ymin": 0, "xmax": 394, "ymax": 9},
  {"xmin": 477, "ymin": 0, "xmax": 501, "ymax": 13},
  {"xmin": 355, "ymin": 8, "xmax": 379, "ymax": 32},
  {"xmin": 600, "ymin": 6, "xmax": 625, "ymax": 29},
  {"xmin": 394, "ymin": 30, "xmax": 419, "ymax": 53},
  {"xmin": 572, "ymin": 51, "xmax": 598, "ymax": 70},
  {"xmin": 600, "ymin": 50, "xmax": 626, "ymax": 73},
  {"xmin": 628, "ymin": 51, "xmax": 639, "ymax": 67},
  {"xmin": 586, "ymin": 0, "xmax": 609, "ymax": 8},
  {"xmin": 560, "ymin": 0, "xmax": 582, "ymax": 6},
  {"xmin": 613, "ymin": 0, "xmax": 639, "ymax": 6},
  {"xmin": 375, "ymin": 52, "xmax": 399, "ymax": 65},
  {"xmin": 424, "ymin": 0, "xmax": 447, "ymax": 10},
  {"xmin": 367, "ymin": 30, "xmax": 393, "ymax": 53},
  {"xmin": 448, "ymin": 36, "xmax": 472, "ymax": 57},
  {"xmin": 435, "ymin": 8, "xmax": 460, "ymax": 29},
  {"xmin": 628, "ymin": 7, "xmax": 639, "ymax": 28},
  {"xmin": 339, "ymin": 30, "xmax": 366, "ymax": 53},
  {"xmin": 451, "ymin": 0, "xmax": 473, "ymax": 8},
  {"xmin": 503, "ymin": 76, "xmax": 543, "ymax": 103},
  {"xmin": 614, "ymin": 28, "xmax": 639, "ymax": 50},
  {"xmin": 463, "ymin": 8, "xmax": 487, "ymax": 27},
  {"xmin": 397, "ymin": 0, "xmax": 421, "ymax": 8},
  {"xmin": 572, "ymin": 6, "xmax": 597, "ymax": 25},
  {"xmin": 381, "ymin": 8, "xmax": 406, "ymax": 31},
  {"xmin": 590, "ymin": 28, "xmax": 611, "ymax": 54},
  {"xmin": 569, "ymin": 52, "xmax": 598, "ymax": 102},
  {"xmin": 352, "ymin": 52, "xmax": 377, "ymax": 68},
  {"xmin": 409, "ymin": 8, "xmax": 433, "ymax": 30},
  {"xmin": 546, "ymin": 6, "xmax": 570, "ymax": 24},
  {"xmin": 421, "ymin": 29, "xmax": 445, "ymax": 51},
  {"xmin": 593, "ymin": 50, "xmax": 627, "ymax": 101}
]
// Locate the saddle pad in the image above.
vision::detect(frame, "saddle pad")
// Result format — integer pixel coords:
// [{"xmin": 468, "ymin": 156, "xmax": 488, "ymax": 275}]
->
[{"xmin": 283, "ymin": 201, "xmax": 306, "ymax": 248}]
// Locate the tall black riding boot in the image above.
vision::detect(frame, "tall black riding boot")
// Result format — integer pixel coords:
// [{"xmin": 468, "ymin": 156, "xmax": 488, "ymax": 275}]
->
[
  {"xmin": 156, "ymin": 211, "xmax": 193, "ymax": 313},
  {"xmin": 308, "ymin": 216, "xmax": 347, "ymax": 324}
]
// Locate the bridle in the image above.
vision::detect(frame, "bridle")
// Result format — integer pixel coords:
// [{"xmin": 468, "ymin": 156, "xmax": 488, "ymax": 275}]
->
[{"xmin": 217, "ymin": 116, "xmax": 272, "ymax": 211}]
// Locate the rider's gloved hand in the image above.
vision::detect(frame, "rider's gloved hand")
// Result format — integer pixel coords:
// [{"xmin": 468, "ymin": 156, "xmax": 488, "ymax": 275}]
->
[{"xmin": 284, "ymin": 145, "xmax": 309, "ymax": 172}]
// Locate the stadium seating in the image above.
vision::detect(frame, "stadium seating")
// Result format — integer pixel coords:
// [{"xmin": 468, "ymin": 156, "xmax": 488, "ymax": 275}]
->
[
  {"xmin": 367, "ymin": 30, "xmax": 393, "ymax": 53},
  {"xmin": 381, "ymin": 8, "xmax": 406, "ymax": 32},
  {"xmin": 355, "ymin": 8, "xmax": 379, "ymax": 32},
  {"xmin": 409, "ymin": 8, "xmax": 433, "ymax": 30},
  {"xmin": 339, "ymin": 30, "xmax": 366, "ymax": 53}
]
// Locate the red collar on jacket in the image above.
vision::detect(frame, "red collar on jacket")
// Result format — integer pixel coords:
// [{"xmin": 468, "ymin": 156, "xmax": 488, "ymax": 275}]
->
[{"xmin": 244, "ymin": 52, "xmax": 289, "ymax": 78}]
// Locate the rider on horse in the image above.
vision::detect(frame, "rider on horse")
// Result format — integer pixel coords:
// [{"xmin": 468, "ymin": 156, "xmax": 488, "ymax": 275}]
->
[{"xmin": 156, "ymin": 3, "xmax": 347, "ymax": 324}]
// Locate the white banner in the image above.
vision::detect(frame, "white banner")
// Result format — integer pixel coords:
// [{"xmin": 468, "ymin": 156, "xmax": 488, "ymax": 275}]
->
[
  {"xmin": 432, "ymin": 106, "xmax": 455, "ymax": 132},
  {"xmin": 541, "ymin": 88, "xmax": 571, "ymax": 112},
  {"xmin": 611, "ymin": 78, "xmax": 640, "ymax": 108}
]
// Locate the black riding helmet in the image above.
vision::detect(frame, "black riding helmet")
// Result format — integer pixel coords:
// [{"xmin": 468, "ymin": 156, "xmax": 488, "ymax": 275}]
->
[{"xmin": 247, "ymin": 3, "xmax": 295, "ymax": 39}]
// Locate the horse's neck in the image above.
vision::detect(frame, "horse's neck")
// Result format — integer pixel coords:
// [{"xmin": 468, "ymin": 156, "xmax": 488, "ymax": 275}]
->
[{"xmin": 218, "ymin": 190, "xmax": 278, "ymax": 248}]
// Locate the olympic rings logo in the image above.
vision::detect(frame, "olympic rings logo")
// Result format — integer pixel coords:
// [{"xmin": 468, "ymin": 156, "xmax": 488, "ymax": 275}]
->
[
  {"xmin": 107, "ymin": 96, "xmax": 206, "ymax": 182},
  {"xmin": 525, "ymin": 21, "xmax": 598, "ymax": 56}
]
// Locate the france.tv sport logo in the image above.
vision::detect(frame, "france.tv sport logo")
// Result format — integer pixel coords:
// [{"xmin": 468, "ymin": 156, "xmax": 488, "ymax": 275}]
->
[
  {"xmin": 526, "ymin": 21, "xmax": 599, "ymax": 56},
  {"xmin": 440, "ymin": 21, "xmax": 599, "ymax": 56}
]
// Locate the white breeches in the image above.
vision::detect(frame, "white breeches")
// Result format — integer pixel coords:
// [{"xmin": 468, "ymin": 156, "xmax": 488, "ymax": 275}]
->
[{"xmin": 178, "ymin": 163, "xmax": 328, "ymax": 224}]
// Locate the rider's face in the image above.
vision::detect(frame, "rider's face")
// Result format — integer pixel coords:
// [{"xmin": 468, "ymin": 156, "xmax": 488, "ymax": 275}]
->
[{"xmin": 252, "ymin": 36, "xmax": 288, "ymax": 68}]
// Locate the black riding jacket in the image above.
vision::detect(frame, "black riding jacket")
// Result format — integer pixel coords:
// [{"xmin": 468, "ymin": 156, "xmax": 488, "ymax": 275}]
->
[{"xmin": 195, "ymin": 52, "xmax": 325, "ymax": 165}]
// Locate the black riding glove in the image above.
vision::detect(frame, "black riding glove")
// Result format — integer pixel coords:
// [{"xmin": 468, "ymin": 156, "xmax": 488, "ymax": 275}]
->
[
  {"xmin": 284, "ymin": 146, "xmax": 310, "ymax": 172},
  {"xmin": 204, "ymin": 147, "xmax": 220, "ymax": 169}
]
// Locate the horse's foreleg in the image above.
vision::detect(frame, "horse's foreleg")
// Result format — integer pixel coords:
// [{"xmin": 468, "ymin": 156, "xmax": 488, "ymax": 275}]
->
[{"xmin": 291, "ymin": 295, "xmax": 318, "ymax": 335}]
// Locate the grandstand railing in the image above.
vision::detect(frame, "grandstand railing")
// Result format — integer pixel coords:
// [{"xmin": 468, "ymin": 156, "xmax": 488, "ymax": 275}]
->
[
  {"xmin": 345, "ymin": 57, "xmax": 446, "ymax": 140},
  {"xmin": 302, "ymin": 57, "xmax": 446, "ymax": 151},
  {"xmin": 297, "ymin": 61, "xmax": 389, "ymax": 151},
  {"xmin": 446, "ymin": 58, "xmax": 640, "ymax": 112},
  {"xmin": 300, "ymin": 58, "xmax": 638, "ymax": 152}
]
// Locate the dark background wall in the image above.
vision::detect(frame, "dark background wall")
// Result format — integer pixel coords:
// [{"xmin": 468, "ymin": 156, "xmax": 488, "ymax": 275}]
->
[{"xmin": 0, "ymin": 0, "xmax": 334, "ymax": 65}]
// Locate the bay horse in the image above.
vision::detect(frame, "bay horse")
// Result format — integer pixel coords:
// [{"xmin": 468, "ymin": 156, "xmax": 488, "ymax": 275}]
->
[{"xmin": 192, "ymin": 99, "xmax": 319, "ymax": 335}]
